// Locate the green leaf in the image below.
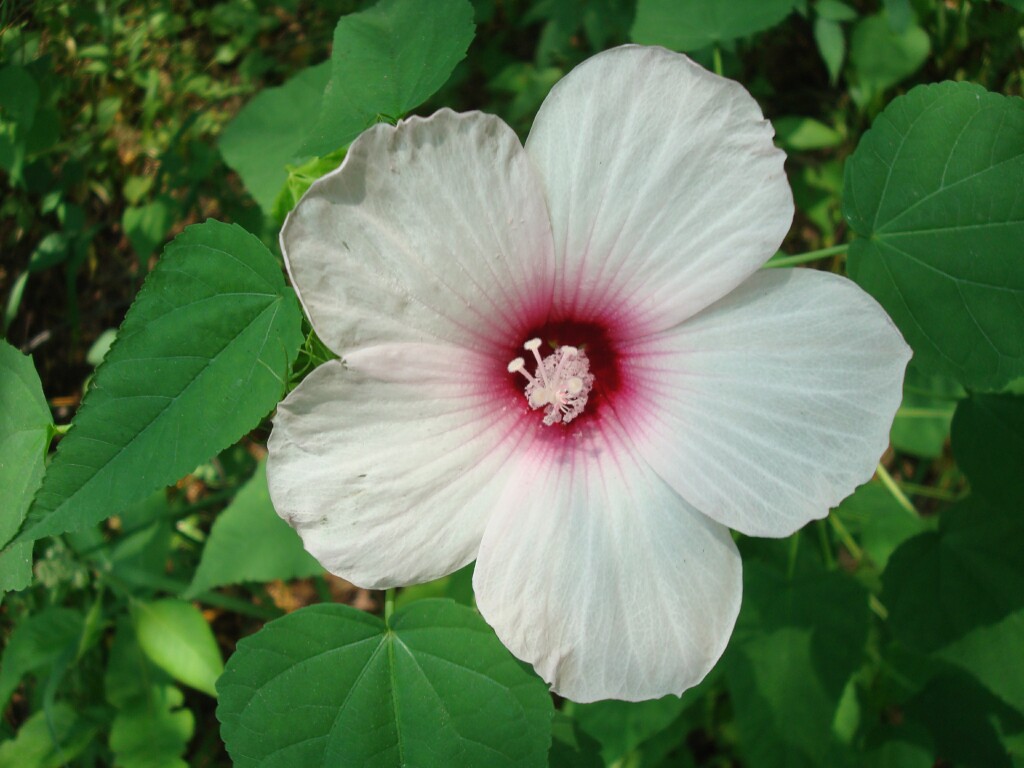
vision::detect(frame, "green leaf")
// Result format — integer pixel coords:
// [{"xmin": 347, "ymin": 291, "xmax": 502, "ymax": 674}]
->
[
  {"xmin": 106, "ymin": 616, "xmax": 171, "ymax": 708},
  {"xmin": 271, "ymin": 145, "xmax": 348, "ymax": 222},
  {"xmin": 724, "ymin": 557, "xmax": 869, "ymax": 768},
  {"xmin": 863, "ymin": 739, "xmax": 934, "ymax": 768},
  {"xmin": 883, "ymin": 499, "xmax": 1024, "ymax": 712},
  {"xmin": 219, "ymin": 62, "xmax": 331, "ymax": 214},
  {"xmin": 393, "ymin": 562, "xmax": 474, "ymax": 610},
  {"xmin": 0, "ymin": 607, "xmax": 84, "ymax": 709},
  {"xmin": 0, "ymin": 341, "xmax": 51, "ymax": 597},
  {"xmin": 123, "ymin": 196, "xmax": 176, "ymax": 261},
  {"xmin": 843, "ymin": 82, "xmax": 1024, "ymax": 390},
  {"xmin": 300, "ymin": 0, "xmax": 476, "ymax": 157},
  {"xmin": 631, "ymin": 0, "xmax": 798, "ymax": 51},
  {"xmin": 891, "ymin": 363, "xmax": 962, "ymax": 458},
  {"xmin": 882, "ymin": 0, "xmax": 914, "ymax": 32},
  {"xmin": 951, "ymin": 394, "xmax": 1024, "ymax": 508},
  {"xmin": 901, "ymin": 671, "xmax": 1024, "ymax": 767},
  {"xmin": 217, "ymin": 599, "xmax": 553, "ymax": 768},
  {"xmin": 569, "ymin": 696, "xmax": 687, "ymax": 765},
  {"xmin": 106, "ymin": 618, "xmax": 195, "ymax": 768},
  {"xmin": 548, "ymin": 712, "xmax": 603, "ymax": 768},
  {"xmin": 0, "ymin": 65, "xmax": 39, "ymax": 128},
  {"xmin": 813, "ymin": 18, "xmax": 845, "ymax": 84},
  {"xmin": 0, "ymin": 65, "xmax": 38, "ymax": 180},
  {"xmin": 185, "ymin": 458, "xmax": 322, "ymax": 598},
  {"xmin": 0, "ymin": 703, "xmax": 98, "ymax": 768},
  {"xmin": 108, "ymin": 492, "xmax": 175, "ymax": 579},
  {"xmin": 848, "ymin": 14, "xmax": 929, "ymax": 105},
  {"xmin": 832, "ymin": 482, "xmax": 931, "ymax": 570},
  {"xmin": 773, "ymin": 116, "xmax": 844, "ymax": 151},
  {"xmin": 110, "ymin": 685, "xmax": 194, "ymax": 768},
  {"xmin": 133, "ymin": 599, "xmax": 224, "ymax": 697},
  {"xmin": 11, "ymin": 221, "xmax": 303, "ymax": 545},
  {"xmin": 815, "ymin": 0, "xmax": 858, "ymax": 22}
]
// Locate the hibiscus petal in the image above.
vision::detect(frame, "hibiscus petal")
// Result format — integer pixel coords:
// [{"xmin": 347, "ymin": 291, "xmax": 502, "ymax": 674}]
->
[
  {"xmin": 525, "ymin": 45, "xmax": 793, "ymax": 336},
  {"xmin": 473, "ymin": 421, "xmax": 742, "ymax": 703},
  {"xmin": 267, "ymin": 346, "xmax": 526, "ymax": 589},
  {"xmin": 624, "ymin": 269, "xmax": 911, "ymax": 538},
  {"xmin": 281, "ymin": 109, "xmax": 555, "ymax": 355}
]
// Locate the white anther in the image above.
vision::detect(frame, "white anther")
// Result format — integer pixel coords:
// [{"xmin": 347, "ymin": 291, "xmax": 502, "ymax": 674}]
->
[
  {"xmin": 507, "ymin": 342, "xmax": 595, "ymax": 426},
  {"xmin": 523, "ymin": 338, "xmax": 543, "ymax": 352}
]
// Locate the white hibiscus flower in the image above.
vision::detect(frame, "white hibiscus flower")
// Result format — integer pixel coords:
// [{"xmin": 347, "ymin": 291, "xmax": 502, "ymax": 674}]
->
[{"xmin": 267, "ymin": 45, "xmax": 910, "ymax": 703}]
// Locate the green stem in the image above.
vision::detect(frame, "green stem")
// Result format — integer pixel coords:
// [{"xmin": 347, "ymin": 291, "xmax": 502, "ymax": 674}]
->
[
  {"xmin": 895, "ymin": 406, "xmax": 954, "ymax": 419},
  {"xmin": 902, "ymin": 385, "xmax": 964, "ymax": 402},
  {"xmin": 816, "ymin": 521, "xmax": 836, "ymax": 569},
  {"xmin": 712, "ymin": 46, "xmax": 723, "ymax": 76},
  {"xmin": 898, "ymin": 481, "xmax": 964, "ymax": 502},
  {"xmin": 786, "ymin": 531, "xmax": 800, "ymax": 580},
  {"xmin": 384, "ymin": 588, "xmax": 395, "ymax": 623},
  {"xmin": 763, "ymin": 244, "xmax": 849, "ymax": 269},
  {"xmin": 829, "ymin": 513, "xmax": 863, "ymax": 562},
  {"xmin": 869, "ymin": 594, "xmax": 889, "ymax": 621},
  {"xmin": 875, "ymin": 463, "xmax": 917, "ymax": 517}
]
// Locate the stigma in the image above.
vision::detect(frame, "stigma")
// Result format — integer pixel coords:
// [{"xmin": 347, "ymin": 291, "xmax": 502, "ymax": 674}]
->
[{"xmin": 508, "ymin": 338, "xmax": 595, "ymax": 426}]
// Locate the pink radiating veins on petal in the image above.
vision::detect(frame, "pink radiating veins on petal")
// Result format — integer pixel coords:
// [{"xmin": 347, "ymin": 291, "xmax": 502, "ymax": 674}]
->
[{"xmin": 267, "ymin": 44, "xmax": 909, "ymax": 702}]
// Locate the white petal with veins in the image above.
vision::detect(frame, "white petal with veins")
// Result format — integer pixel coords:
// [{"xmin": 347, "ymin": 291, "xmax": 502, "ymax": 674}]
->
[
  {"xmin": 474, "ymin": 418, "xmax": 742, "ymax": 703},
  {"xmin": 282, "ymin": 109, "xmax": 556, "ymax": 355},
  {"xmin": 526, "ymin": 45, "xmax": 793, "ymax": 336},
  {"xmin": 268, "ymin": 345, "xmax": 523, "ymax": 590},
  {"xmin": 624, "ymin": 268, "xmax": 911, "ymax": 538}
]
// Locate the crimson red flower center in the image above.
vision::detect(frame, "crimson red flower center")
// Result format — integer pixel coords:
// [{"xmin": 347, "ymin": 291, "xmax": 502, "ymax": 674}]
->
[{"xmin": 501, "ymin": 319, "xmax": 625, "ymax": 433}]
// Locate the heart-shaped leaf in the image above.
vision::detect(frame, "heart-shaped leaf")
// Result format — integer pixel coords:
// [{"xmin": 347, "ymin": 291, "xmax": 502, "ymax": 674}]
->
[
  {"xmin": 844, "ymin": 82, "xmax": 1024, "ymax": 390},
  {"xmin": 217, "ymin": 599, "xmax": 553, "ymax": 767}
]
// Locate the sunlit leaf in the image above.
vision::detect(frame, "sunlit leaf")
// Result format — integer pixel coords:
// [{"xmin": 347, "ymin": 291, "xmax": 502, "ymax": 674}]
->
[
  {"xmin": 773, "ymin": 116, "xmax": 844, "ymax": 151},
  {"xmin": 0, "ymin": 340, "xmax": 51, "ymax": 597},
  {"xmin": 106, "ymin": 618, "xmax": 194, "ymax": 768},
  {"xmin": 0, "ymin": 703, "xmax": 97, "ymax": 768},
  {"xmin": 848, "ymin": 14, "xmax": 929, "ymax": 105},
  {"xmin": 11, "ymin": 221, "xmax": 303, "ymax": 545},
  {"xmin": 185, "ymin": 458, "xmax": 322, "ymax": 598},
  {"xmin": 300, "ymin": 0, "xmax": 476, "ymax": 157},
  {"xmin": 219, "ymin": 62, "xmax": 331, "ymax": 214},
  {"xmin": 133, "ymin": 599, "xmax": 224, "ymax": 697},
  {"xmin": 813, "ymin": 18, "xmax": 845, "ymax": 84}
]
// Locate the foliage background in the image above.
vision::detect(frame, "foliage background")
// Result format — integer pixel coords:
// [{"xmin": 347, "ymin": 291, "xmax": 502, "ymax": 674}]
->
[{"xmin": 1, "ymin": 0, "xmax": 1022, "ymax": 766}]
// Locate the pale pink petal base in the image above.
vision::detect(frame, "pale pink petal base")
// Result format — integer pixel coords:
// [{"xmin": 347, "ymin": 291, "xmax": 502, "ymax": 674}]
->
[
  {"xmin": 526, "ymin": 45, "xmax": 793, "ymax": 335},
  {"xmin": 473, "ymin": 419, "xmax": 742, "ymax": 703},
  {"xmin": 623, "ymin": 269, "xmax": 912, "ymax": 538},
  {"xmin": 267, "ymin": 345, "xmax": 527, "ymax": 589}
]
